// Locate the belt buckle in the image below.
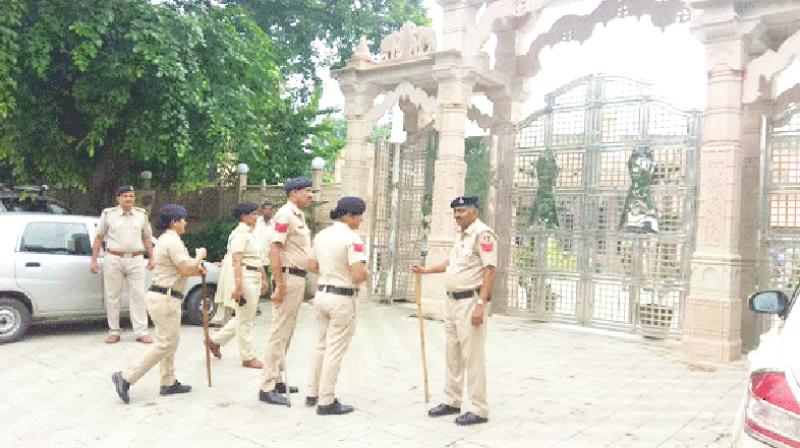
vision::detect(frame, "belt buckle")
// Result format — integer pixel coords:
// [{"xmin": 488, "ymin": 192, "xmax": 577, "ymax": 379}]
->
[
  {"xmin": 167, "ymin": 288, "xmax": 173, "ymax": 298},
  {"xmin": 122, "ymin": 252, "xmax": 133, "ymax": 258}
]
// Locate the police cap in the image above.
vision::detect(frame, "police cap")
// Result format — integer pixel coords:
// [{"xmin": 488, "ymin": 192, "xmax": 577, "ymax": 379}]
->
[
  {"xmin": 450, "ymin": 195, "xmax": 479, "ymax": 209},
  {"xmin": 330, "ymin": 196, "xmax": 366, "ymax": 220},
  {"xmin": 157, "ymin": 204, "xmax": 188, "ymax": 230},
  {"xmin": 232, "ymin": 201, "xmax": 260, "ymax": 219},
  {"xmin": 116, "ymin": 185, "xmax": 135, "ymax": 197},
  {"xmin": 284, "ymin": 177, "xmax": 312, "ymax": 193}
]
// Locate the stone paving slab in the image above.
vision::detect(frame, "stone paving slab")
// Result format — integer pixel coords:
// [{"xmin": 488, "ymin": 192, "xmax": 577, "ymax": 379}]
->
[{"xmin": 1, "ymin": 301, "xmax": 746, "ymax": 447}]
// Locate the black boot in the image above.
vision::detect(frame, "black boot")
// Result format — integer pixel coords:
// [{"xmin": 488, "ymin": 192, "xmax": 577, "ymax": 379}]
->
[
  {"xmin": 275, "ymin": 382, "xmax": 299, "ymax": 394},
  {"xmin": 305, "ymin": 396, "xmax": 318, "ymax": 407},
  {"xmin": 259, "ymin": 389, "xmax": 289, "ymax": 406},
  {"xmin": 112, "ymin": 371, "xmax": 130, "ymax": 404},
  {"xmin": 428, "ymin": 403, "xmax": 460, "ymax": 417},
  {"xmin": 316, "ymin": 398, "xmax": 354, "ymax": 415},
  {"xmin": 160, "ymin": 380, "xmax": 192, "ymax": 395}
]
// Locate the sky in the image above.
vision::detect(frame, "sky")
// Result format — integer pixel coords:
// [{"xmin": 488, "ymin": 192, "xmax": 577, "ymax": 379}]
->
[{"xmin": 318, "ymin": 0, "xmax": 800, "ymax": 138}]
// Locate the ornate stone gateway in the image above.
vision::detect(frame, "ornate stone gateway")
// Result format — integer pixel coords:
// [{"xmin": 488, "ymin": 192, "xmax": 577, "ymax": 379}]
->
[
  {"xmin": 760, "ymin": 106, "xmax": 800, "ymax": 294},
  {"xmin": 369, "ymin": 131, "xmax": 435, "ymax": 303},
  {"xmin": 510, "ymin": 75, "xmax": 700, "ymax": 336}
]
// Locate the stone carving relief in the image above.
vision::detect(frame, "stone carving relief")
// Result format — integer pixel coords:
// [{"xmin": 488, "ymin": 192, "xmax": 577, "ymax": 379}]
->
[
  {"xmin": 364, "ymin": 82, "xmax": 438, "ymax": 129},
  {"xmin": 743, "ymin": 28, "xmax": 800, "ymax": 104},
  {"xmin": 380, "ymin": 22, "xmax": 438, "ymax": 61}
]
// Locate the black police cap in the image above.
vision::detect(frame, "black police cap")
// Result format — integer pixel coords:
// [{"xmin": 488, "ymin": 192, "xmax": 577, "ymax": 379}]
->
[
  {"xmin": 330, "ymin": 196, "xmax": 366, "ymax": 219},
  {"xmin": 157, "ymin": 204, "xmax": 188, "ymax": 230},
  {"xmin": 284, "ymin": 177, "xmax": 312, "ymax": 193},
  {"xmin": 450, "ymin": 195, "xmax": 479, "ymax": 209},
  {"xmin": 116, "ymin": 185, "xmax": 135, "ymax": 196},
  {"xmin": 232, "ymin": 201, "xmax": 260, "ymax": 219}
]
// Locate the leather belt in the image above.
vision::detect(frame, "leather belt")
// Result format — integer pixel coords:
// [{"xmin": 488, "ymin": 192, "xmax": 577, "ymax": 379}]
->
[
  {"xmin": 318, "ymin": 285, "xmax": 358, "ymax": 296},
  {"xmin": 282, "ymin": 267, "xmax": 307, "ymax": 277},
  {"xmin": 447, "ymin": 289, "xmax": 482, "ymax": 300},
  {"xmin": 107, "ymin": 250, "xmax": 144, "ymax": 258},
  {"xmin": 245, "ymin": 265, "xmax": 260, "ymax": 272},
  {"xmin": 149, "ymin": 285, "xmax": 183, "ymax": 300}
]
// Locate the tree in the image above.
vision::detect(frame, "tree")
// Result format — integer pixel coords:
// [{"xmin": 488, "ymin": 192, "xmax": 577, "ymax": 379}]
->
[{"xmin": 465, "ymin": 136, "xmax": 494, "ymax": 212}]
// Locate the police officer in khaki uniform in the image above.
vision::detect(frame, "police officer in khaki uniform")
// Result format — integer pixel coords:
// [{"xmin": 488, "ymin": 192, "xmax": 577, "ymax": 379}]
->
[
  {"xmin": 304, "ymin": 197, "xmax": 368, "ymax": 415},
  {"xmin": 112, "ymin": 204, "xmax": 207, "ymax": 404},
  {"xmin": 90, "ymin": 186, "xmax": 155, "ymax": 344},
  {"xmin": 258, "ymin": 178, "xmax": 314, "ymax": 405},
  {"xmin": 412, "ymin": 195, "xmax": 497, "ymax": 426},
  {"xmin": 254, "ymin": 201, "xmax": 275, "ymax": 293},
  {"xmin": 207, "ymin": 202, "xmax": 268, "ymax": 368}
]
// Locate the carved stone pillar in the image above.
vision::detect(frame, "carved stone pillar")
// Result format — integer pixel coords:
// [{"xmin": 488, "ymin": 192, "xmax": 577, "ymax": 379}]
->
[
  {"xmin": 683, "ymin": 9, "xmax": 748, "ymax": 361},
  {"xmin": 422, "ymin": 74, "xmax": 474, "ymax": 317},
  {"xmin": 437, "ymin": 0, "xmax": 482, "ymax": 52}
]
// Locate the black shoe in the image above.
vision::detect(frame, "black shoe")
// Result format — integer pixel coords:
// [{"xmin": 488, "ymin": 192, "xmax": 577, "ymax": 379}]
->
[
  {"xmin": 160, "ymin": 380, "xmax": 192, "ymax": 395},
  {"xmin": 112, "ymin": 371, "xmax": 130, "ymax": 404},
  {"xmin": 428, "ymin": 403, "xmax": 460, "ymax": 417},
  {"xmin": 316, "ymin": 398, "xmax": 354, "ymax": 415},
  {"xmin": 454, "ymin": 411, "xmax": 488, "ymax": 426},
  {"xmin": 305, "ymin": 396, "xmax": 318, "ymax": 407},
  {"xmin": 259, "ymin": 389, "xmax": 289, "ymax": 406},
  {"xmin": 275, "ymin": 382, "xmax": 299, "ymax": 394}
]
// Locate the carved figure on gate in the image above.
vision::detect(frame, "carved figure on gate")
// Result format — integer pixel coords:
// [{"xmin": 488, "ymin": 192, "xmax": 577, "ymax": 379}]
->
[
  {"xmin": 398, "ymin": 22, "xmax": 418, "ymax": 58},
  {"xmin": 530, "ymin": 148, "xmax": 560, "ymax": 230},
  {"xmin": 380, "ymin": 23, "xmax": 437, "ymax": 61},
  {"xmin": 620, "ymin": 145, "xmax": 659, "ymax": 234},
  {"xmin": 416, "ymin": 27, "xmax": 437, "ymax": 54},
  {"xmin": 380, "ymin": 32, "xmax": 400, "ymax": 60}
]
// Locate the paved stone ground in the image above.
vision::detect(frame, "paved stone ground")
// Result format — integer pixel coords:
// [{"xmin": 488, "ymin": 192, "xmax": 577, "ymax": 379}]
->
[{"xmin": 2, "ymin": 301, "xmax": 746, "ymax": 448}]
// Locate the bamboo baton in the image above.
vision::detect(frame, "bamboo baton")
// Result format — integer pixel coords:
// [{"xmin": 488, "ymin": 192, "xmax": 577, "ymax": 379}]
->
[
  {"xmin": 201, "ymin": 266, "xmax": 212, "ymax": 387},
  {"xmin": 415, "ymin": 273, "xmax": 430, "ymax": 403}
]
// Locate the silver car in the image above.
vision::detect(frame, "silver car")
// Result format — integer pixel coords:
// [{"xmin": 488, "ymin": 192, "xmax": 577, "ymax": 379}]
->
[{"xmin": 0, "ymin": 213, "xmax": 219, "ymax": 343}]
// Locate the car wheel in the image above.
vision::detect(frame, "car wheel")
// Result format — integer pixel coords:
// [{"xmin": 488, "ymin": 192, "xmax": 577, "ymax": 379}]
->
[
  {"xmin": 0, "ymin": 297, "xmax": 32, "ymax": 344},
  {"xmin": 184, "ymin": 285, "xmax": 218, "ymax": 326}
]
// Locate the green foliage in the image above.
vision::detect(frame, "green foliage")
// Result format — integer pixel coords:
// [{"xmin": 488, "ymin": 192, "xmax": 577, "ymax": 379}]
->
[
  {"xmin": 181, "ymin": 219, "xmax": 238, "ymax": 263},
  {"xmin": 465, "ymin": 136, "xmax": 493, "ymax": 213}
]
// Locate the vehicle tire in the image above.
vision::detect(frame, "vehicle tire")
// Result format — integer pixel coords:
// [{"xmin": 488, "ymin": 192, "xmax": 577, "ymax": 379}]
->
[
  {"xmin": 0, "ymin": 297, "xmax": 32, "ymax": 344},
  {"xmin": 184, "ymin": 285, "xmax": 218, "ymax": 326}
]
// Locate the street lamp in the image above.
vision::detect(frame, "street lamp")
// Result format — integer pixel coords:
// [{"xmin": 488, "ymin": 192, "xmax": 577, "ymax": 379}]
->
[
  {"xmin": 235, "ymin": 163, "xmax": 249, "ymax": 199},
  {"xmin": 311, "ymin": 157, "xmax": 325, "ymax": 201},
  {"xmin": 311, "ymin": 157, "xmax": 325, "ymax": 171},
  {"xmin": 139, "ymin": 170, "xmax": 153, "ymax": 190}
]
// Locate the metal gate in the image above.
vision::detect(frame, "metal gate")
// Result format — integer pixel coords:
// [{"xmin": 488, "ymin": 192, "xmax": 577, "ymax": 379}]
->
[
  {"xmin": 760, "ymin": 105, "xmax": 800, "ymax": 296},
  {"xmin": 369, "ymin": 130, "xmax": 436, "ymax": 303},
  {"xmin": 510, "ymin": 75, "xmax": 700, "ymax": 337}
]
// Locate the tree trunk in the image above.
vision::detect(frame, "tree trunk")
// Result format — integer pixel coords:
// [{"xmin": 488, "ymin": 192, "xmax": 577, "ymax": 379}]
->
[{"xmin": 86, "ymin": 148, "xmax": 131, "ymax": 214}]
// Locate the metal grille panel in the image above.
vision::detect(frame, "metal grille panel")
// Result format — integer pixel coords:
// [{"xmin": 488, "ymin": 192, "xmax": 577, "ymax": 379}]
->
[{"xmin": 510, "ymin": 75, "xmax": 700, "ymax": 337}]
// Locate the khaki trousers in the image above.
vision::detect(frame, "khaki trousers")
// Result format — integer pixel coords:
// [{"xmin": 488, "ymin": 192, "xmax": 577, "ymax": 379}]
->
[
  {"xmin": 123, "ymin": 292, "xmax": 182, "ymax": 386},
  {"xmin": 211, "ymin": 274, "xmax": 261, "ymax": 361},
  {"xmin": 260, "ymin": 274, "xmax": 304, "ymax": 391},
  {"xmin": 104, "ymin": 254, "xmax": 148, "ymax": 337},
  {"xmin": 444, "ymin": 296, "xmax": 489, "ymax": 418},
  {"xmin": 306, "ymin": 291, "xmax": 356, "ymax": 406}
]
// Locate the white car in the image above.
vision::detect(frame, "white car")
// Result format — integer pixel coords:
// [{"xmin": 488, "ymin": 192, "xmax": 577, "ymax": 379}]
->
[
  {"xmin": 0, "ymin": 213, "xmax": 219, "ymax": 344},
  {"xmin": 733, "ymin": 287, "xmax": 800, "ymax": 447}
]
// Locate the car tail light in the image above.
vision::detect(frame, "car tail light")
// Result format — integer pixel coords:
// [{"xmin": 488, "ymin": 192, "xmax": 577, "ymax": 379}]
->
[{"xmin": 745, "ymin": 370, "xmax": 800, "ymax": 447}]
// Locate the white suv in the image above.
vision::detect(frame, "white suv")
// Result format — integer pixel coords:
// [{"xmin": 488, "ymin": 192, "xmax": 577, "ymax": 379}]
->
[
  {"xmin": 0, "ymin": 213, "xmax": 219, "ymax": 343},
  {"xmin": 734, "ymin": 287, "xmax": 800, "ymax": 447}
]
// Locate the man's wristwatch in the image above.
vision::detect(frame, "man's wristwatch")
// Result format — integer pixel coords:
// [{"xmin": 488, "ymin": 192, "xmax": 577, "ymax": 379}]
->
[{"xmin": 476, "ymin": 299, "xmax": 487, "ymax": 306}]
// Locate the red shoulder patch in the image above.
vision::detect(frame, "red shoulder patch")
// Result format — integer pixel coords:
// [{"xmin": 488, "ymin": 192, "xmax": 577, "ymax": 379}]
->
[
  {"xmin": 480, "ymin": 233, "xmax": 494, "ymax": 252},
  {"xmin": 481, "ymin": 242, "xmax": 494, "ymax": 252},
  {"xmin": 353, "ymin": 243, "xmax": 364, "ymax": 253},
  {"xmin": 274, "ymin": 222, "xmax": 289, "ymax": 233}
]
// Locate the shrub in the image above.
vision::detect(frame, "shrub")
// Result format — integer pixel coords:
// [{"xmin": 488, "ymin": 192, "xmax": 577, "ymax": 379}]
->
[{"xmin": 182, "ymin": 219, "xmax": 238, "ymax": 262}]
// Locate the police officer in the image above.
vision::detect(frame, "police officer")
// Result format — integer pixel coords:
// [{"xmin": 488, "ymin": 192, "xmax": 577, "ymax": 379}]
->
[
  {"xmin": 304, "ymin": 197, "xmax": 368, "ymax": 415},
  {"xmin": 90, "ymin": 186, "xmax": 155, "ymax": 344},
  {"xmin": 412, "ymin": 195, "xmax": 497, "ymax": 426},
  {"xmin": 112, "ymin": 204, "xmax": 207, "ymax": 404},
  {"xmin": 258, "ymin": 178, "xmax": 314, "ymax": 405},
  {"xmin": 207, "ymin": 202, "xmax": 268, "ymax": 368}
]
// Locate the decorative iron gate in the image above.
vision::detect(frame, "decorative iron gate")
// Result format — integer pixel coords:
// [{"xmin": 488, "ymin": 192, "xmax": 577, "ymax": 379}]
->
[
  {"xmin": 760, "ymin": 106, "xmax": 800, "ymax": 295},
  {"xmin": 510, "ymin": 75, "xmax": 700, "ymax": 337},
  {"xmin": 369, "ymin": 131, "xmax": 435, "ymax": 303}
]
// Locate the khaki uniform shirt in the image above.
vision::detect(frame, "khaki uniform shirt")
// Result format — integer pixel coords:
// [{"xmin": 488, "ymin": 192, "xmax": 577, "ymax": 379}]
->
[
  {"xmin": 229, "ymin": 222, "xmax": 262, "ymax": 276},
  {"xmin": 151, "ymin": 230, "xmax": 191, "ymax": 293},
  {"xmin": 254, "ymin": 216, "xmax": 274, "ymax": 265},
  {"xmin": 445, "ymin": 219, "xmax": 498, "ymax": 292},
  {"xmin": 271, "ymin": 201, "xmax": 312, "ymax": 269},
  {"xmin": 313, "ymin": 221, "xmax": 367, "ymax": 289},
  {"xmin": 98, "ymin": 206, "xmax": 152, "ymax": 252}
]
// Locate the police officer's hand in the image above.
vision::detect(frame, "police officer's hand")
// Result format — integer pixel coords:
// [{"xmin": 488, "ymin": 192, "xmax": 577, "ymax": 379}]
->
[
  {"xmin": 89, "ymin": 260, "xmax": 100, "ymax": 275},
  {"xmin": 260, "ymin": 280, "xmax": 268, "ymax": 295},
  {"xmin": 198, "ymin": 263, "xmax": 208, "ymax": 276},
  {"xmin": 233, "ymin": 285, "xmax": 243, "ymax": 303},
  {"xmin": 471, "ymin": 305, "xmax": 485, "ymax": 326},
  {"xmin": 271, "ymin": 285, "xmax": 285, "ymax": 306},
  {"xmin": 146, "ymin": 259, "xmax": 155, "ymax": 271},
  {"xmin": 411, "ymin": 264, "xmax": 426, "ymax": 274},
  {"xmin": 196, "ymin": 247, "xmax": 207, "ymax": 260}
]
